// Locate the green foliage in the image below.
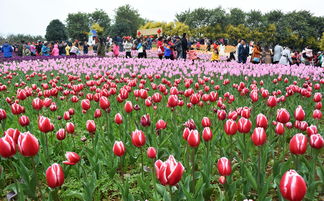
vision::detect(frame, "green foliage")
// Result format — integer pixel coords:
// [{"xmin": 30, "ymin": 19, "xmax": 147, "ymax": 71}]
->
[
  {"xmin": 45, "ymin": 19, "xmax": 68, "ymax": 41},
  {"xmin": 0, "ymin": 34, "xmax": 44, "ymax": 44},
  {"xmin": 66, "ymin": 12, "xmax": 90, "ymax": 41},
  {"xmin": 89, "ymin": 9, "xmax": 111, "ymax": 36},
  {"xmin": 110, "ymin": 4, "xmax": 145, "ymax": 37},
  {"xmin": 175, "ymin": 7, "xmax": 323, "ymax": 50},
  {"xmin": 140, "ymin": 21, "xmax": 190, "ymax": 36},
  {"xmin": 320, "ymin": 33, "xmax": 324, "ymax": 51}
]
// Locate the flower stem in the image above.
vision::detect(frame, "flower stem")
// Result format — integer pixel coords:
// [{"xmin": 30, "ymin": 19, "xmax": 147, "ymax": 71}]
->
[{"xmin": 191, "ymin": 148, "xmax": 196, "ymax": 193}]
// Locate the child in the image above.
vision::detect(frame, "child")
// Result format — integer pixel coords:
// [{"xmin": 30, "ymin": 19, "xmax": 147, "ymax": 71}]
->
[
  {"xmin": 112, "ymin": 42, "xmax": 119, "ymax": 58},
  {"xmin": 211, "ymin": 44, "xmax": 220, "ymax": 62},
  {"xmin": 188, "ymin": 48, "xmax": 199, "ymax": 64}
]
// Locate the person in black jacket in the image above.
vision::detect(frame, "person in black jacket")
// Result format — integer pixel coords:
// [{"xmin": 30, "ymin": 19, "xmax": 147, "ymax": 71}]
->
[
  {"xmin": 238, "ymin": 39, "xmax": 249, "ymax": 64},
  {"xmin": 181, "ymin": 33, "xmax": 188, "ymax": 59}
]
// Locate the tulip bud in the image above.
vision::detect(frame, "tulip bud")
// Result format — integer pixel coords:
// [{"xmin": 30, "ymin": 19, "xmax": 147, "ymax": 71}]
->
[
  {"xmin": 256, "ymin": 113, "xmax": 268, "ymax": 129},
  {"xmin": 290, "ymin": 134, "xmax": 307, "ymax": 155},
  {"xmin": 19, "ymin": 115, "xmax": 30, "ymax": 127},
  {"xmin": 156, "ymin": 119, "xmax": 167, "ymax": 130},
  {"xmin": 0, "ymin": 109, "xmax": 7, "ymax": 121},
  {"xmin": 238, "ymin": 117, "xmax": 252, "ymax": 133},
  {"xmin": 46, "ymin": 163, "xmax": 65, "ymax": 188},
  {"xmin": 124, "ymin": 101, "xmax": 133, "ymax": 113},
  {"xmin": 309, "ymin": 134, "xmax": 324, "ymax": 149},
  {"xmin": 114, "ymin": 113, "xmax": 123, "ymax": 124},
  {"xmin": 147, "ymin": 147, "xmax": 157, "ymax": 158},
  {"xmin": 251, "ymin": 127, "xmax": 267, "ymax": 146},
  {"xmin": 294, "ymin": 105, "xmax": 305, "ymax": 121},
  {"xmin": 86, "ymin": 120, "xmax": 96, "ymax": 133},
  {"xmin": 131, "ymin": 130, "xmax": 146, "ymax": 147},
  {"xmin": 217, "ymin": 157, "xmax": 232, "ymax": 176},
  {"xmin": 63, "ymin": 152, "xmax": 80, "ymax": 165},
  {"xmin": 280, "ymin": 170, "xmax": 307, "ymax": 201},
  {"xmin": 202, "ymin": 127, "xmax": 213, "ymax": 141},
  {"xmin": 17, "ymin": 132, "xmax": 39, "ymax": 157},
  {"xmin": 276, "ymin": 108, "xmax": 290, "ymax": 124},
  {"xmin": 81, "ymin": 99, "xmax": 91, "ymax": 110},
  {"xmin": 201, "ymin": 117, "xmax": 211, "ymax": 127},
  {"xmin": 56, "ymin": 129, "xmax": 66, "ymax": 140},
  {"xmin": 0, "ymin": 135, "xmax": 16, "ymax": 158},
  {"xmin": 140, "ymin": 114, "xmax": 151, "ymax": 127},
  {"xmin": 113, "ymin": 141, "xmax": 125, "ymax": 156},
  {"xmin": 66, "ymin": 122, "xmax": 75, "ymax": 134},
  {"xmin": 218, "ymin": 176, "xmax": 226, "ymax": 184},
  {"xmin": 187, "ymin": 130, "xmax": 200, "ymax": 147},
  {"xmin": 224, "ymin": 119, "xmax": 238, "ymax": 135}
]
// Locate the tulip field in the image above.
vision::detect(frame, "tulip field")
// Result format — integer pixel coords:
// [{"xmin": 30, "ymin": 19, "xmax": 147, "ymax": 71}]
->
[{"xmin": 0, "ymin": 57, "xmax": 323, "ymax": 201}]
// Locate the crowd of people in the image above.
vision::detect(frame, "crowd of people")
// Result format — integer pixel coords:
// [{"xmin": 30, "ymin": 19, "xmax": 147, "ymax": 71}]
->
[{"xmin": 1, "ymin": 34, "xmax": 324, "ymax": 67}]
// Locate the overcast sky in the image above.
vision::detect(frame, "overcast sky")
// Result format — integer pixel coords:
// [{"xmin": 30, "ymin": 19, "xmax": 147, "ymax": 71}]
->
[{"xmin": 0, "ymin": 0, "xmax": 323, "ymax": 36}]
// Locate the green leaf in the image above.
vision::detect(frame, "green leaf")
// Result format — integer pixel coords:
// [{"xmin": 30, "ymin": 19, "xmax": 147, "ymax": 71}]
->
[{"xmin": 244, "ymin": 166, "xmax": 257, "ymax": 190}]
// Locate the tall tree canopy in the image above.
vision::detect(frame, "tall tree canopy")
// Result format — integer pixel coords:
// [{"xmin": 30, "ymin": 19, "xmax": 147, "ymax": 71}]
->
[
  {"xmin": 89, "ymin": 9, "xmax": 111, "ymax": 36},
  {"xmin": 45, "ymin": 19, "xmax": 67, "ymax": 41},
  {"xmin": 66, "ymin": 12, "xmax": 90, "ymax": 41},
  {"xmin": 110, "ymin": 5, "xmax": 145, "ymax": 37}
]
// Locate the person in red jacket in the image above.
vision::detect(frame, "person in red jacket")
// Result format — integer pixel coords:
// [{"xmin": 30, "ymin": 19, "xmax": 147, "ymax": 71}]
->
[{"xmin": 157, "ymin": 37, "xmax": 164, "ymax": 59}]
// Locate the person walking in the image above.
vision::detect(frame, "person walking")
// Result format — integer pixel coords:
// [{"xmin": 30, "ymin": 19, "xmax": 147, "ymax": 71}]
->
[
  {"xmin": 279, "ymin": 47, "xmax": 292, "ymax": 65},
  {"xmin": 211, "ymin": 44, "xmax": 220, "ymax": 62},
  {"xmin": 174, "ymin": 36, "xmax": 182, "ymax": 59},
  {"xmin": 238, "ymin": 39, "xmax": 249, "ymax": 64},
  {"xmin": 157, "ymin": 37, "xmax": 164, "ymax": 59},
  {"xmin": 273, "ymin": 44, "xmax": 283, "ymax": 64},
  {"xmin": 51, "ymin": 44, "xmax": 59, "ymax": 56},
  {"xmin": 251, "ymin": 43, "xmax": 262, "ymax": 64},
  {"xmin": 1, "ymin": 42, "xmax": 13, "ymax": 58},
  {"xmin": 83, "ymin": 41, "xmax": 89, "ymax": 55},
  {"xmin": 123, "ymin": 37, "xmax": 133, "ymax": 58},
  {"xmin": 112, "ymin": 42, "xmax": 120, "ymax": 58},
  {"xmin": 137, "ymin": 39, "xmax": 144, "ymax": 58},
  {"xmin": 181, "ymin": 33, "xmax": 188, "ymax": 59}
]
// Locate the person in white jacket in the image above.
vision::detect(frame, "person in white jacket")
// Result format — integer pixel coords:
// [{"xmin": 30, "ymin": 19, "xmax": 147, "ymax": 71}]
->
[
  {"xmin": 279, "ymin": 47, "xmax": 292, "ymax": 66},
  {"xmin": 273, "ymin": 44, "xmax": 283, "ymax": 64}
]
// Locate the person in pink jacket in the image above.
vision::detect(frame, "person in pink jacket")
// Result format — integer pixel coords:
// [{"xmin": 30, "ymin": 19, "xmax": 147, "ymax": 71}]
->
[
  {"xmin": 112, "ymin": 42, "xmax": 119, "ymax": 58},
  {"xmin": 51, "ymin": 44, "xmax": 59, "ymax": 56}
]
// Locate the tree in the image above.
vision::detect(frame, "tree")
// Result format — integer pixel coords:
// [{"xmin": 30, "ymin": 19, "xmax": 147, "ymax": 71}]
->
[
  {"xmin": 110, "ymin": 5, "xmax": 145, "ymax": 37},
  {"xmin": 66, "ymin": 12, "xmax": 89, "ymax": 41},
  {"xmin": 228, "ymin": 8, "xmax": 246, "ymax": 26},
  {"xmin": 320, "ymin": 33, "xmax": 324, "ymax": 51},
  {"xmin": 89, "ymin": 9, "xmax": 111, "ymax": 36},
  {"xmin": 45, "ymin": 19, "xmax": 67, "ymax": 41},
  {"xmin": 140, "ymin": 21, "xmax": 190, "ymax": 36}
]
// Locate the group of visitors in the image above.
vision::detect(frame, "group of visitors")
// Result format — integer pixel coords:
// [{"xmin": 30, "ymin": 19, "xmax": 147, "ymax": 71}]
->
[
  {"xmin": 1, "ymin": 35, "xmax": 323, "ymax": 67},
  {"xmin": 0, "ymin": 40, "xmax": 87, "ymax": 58}
]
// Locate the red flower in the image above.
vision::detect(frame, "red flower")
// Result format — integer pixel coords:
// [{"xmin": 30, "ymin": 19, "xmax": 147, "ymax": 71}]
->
[
  {"xmin": 289, "ymin": 134, "xmax": 307, "ymax": 155},
  {"xmin": 309, "ymin": 134, "xmax": 324, "ymax": 149},
  {"xmin": 131, "ymin": 130, "xmax": 146, "ymax": 147},
  {"xmin": 187, "ymin": 130, "xmax": 200, "ymax": 147},
  {"xmin": 32, "ymin": 98, "xmax": 43, "ymax": 110},
  {"xmin": 114, "ymin": 113, "xmax": 123, "ymax": 124},
  {"xmin": 167, "ymin": 95, "xmax": 178, "ymax": 107},
  {"xmin": 183, "ymin": 119, "xmax": 196, "ymax": 130},
  {"xmin": 313, "ymin": 92, "xmax": 322, "ymax": 102},
  {"xmin": 154, "ymin": 155, "xmax": 185, "ymax": 186},
  {"xmin": 141, "ymin": 114, "xmax": 151, "ymax": 127},
  {"xmin": 267, "ymin": 96, "xmax": 277, "ymax": 107},
  {"xmin": 217, "ymin": 157, "xmax": 232, "ymax": 176},
  {"xmin": 0, "ymin": 109, "xmax": 6, "ymax": 120},
  {"xmin": 280, "ymin": 170, "xmax": 307, "ymax": 201},
  {"xmin": 113, "ymin": 141, "xmax": 125, "ymax": 156},
  {"xmin": 312, "ymin": 109, "xmax": 322, "ymax": 119},
  {"xmin": 81, "ymin": 99, "xmax": 91, "ymax": 110},
  {"xmin": 63, "ymin": 152, "xmax": 80, "ymax": 165},
  {"xmin": 238, "ymin": 117, "xmax": 252, "ymax": 133},
  {"xmin": 201, "ymin": 117, "xmax": 211, "ymax": 127},
  {"xmin": 99, "ymin": 96, "xmax": 110, "ymax": 110},
  {"xmin": 94, "ymin": 109, "xmax": 102, "ymax": 118},
  {"xmin": 46, "ymin": 163, "xmax": 65, "ymax": 188},
  {"xmin": 251, "ymin": 127, "xmax": 267, "ymax": 146},
  {"xmin": 156, "ymin": 119, "xmax": 167, "ymax": 130},
  {"xmin": 56, "ymin": 129, "xmax": 66, "ymax": 140},
  {"xmin": 19, "ymin": 115, "xmax": 30, "ymax": 127},
  {"xmin": 202, "ymin": 127, "xmax": 213, "ymax": 141},
  {"xmin": 294, "ymin": 106, "xmax": 305, "ymax": 121},
  {"xmin": 276, "ymin": 108, "xmax": 290, "ymax": 123},
  {"xmin": 38, "ymin": 116, "xmax": 54, "ymax": 133},
  {"xmin": 218, "ymin": 176, "xmax": 226, "ymax": 184},
  {"xmin": 275, "ymin": 122, "xmax": 285, "ymax": 135},
  {"xmin": 66, "ymin": 122, "xmax": 75, "ymax": 134},
  {"xmin": 224, "ymin": 119, "xmax": 238, "ymax": 135},
  {"xmin": 0, "ymin": 135, "xmax": 16, "ymax": 158},
  {"xmin": 4, "ymin": 128, "xmax": 20, "ymax": 144},
  {"xmin": 86, "ymin": 120, "xmax": 96, "ymax": 133},
  {"xmin": 124, "ymin": 101, "xmax": 133, "ymax": 113},
  {"xmin": 147, "ymin": 147, "xmax": 157, "ymax": 158},
  {"xmin": 17, "ymin": 132, "xmax": 39, "ymax": 157},
  {"xmin": 256, "ymin": 113, "xmax": 268, "ymax": 129},
  {"xmin": 190, "ymin": 93, "xmax": 200, "ymax": 105}
]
